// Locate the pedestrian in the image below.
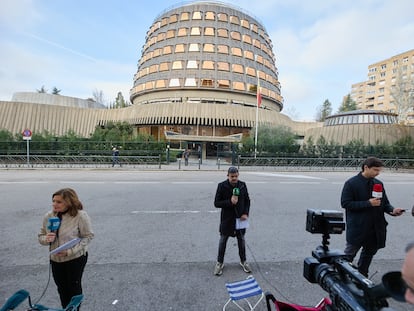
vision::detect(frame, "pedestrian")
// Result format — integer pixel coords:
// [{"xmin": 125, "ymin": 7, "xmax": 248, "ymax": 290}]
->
[
  {"xmin": 341, "ymin": 156, "xmax": 404, "ymax": 276},
  {"xmin": 183, "ymin": 149, "xmax": 190, "ymax": 166},
  {"xmin": 38, "ymin": 188, "xmax": 94, "ymax": 309},
  {"xmin": 112, "ymin": 146, "xmax": 121, "ymax": 167},
  {"xmin": 214, "ymin": 166, "xmax": 251, "ymax": 276}
]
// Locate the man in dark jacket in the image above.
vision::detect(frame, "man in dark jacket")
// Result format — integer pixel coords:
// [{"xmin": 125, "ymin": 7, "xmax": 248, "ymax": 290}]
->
[
  {"xmin": 214, "ymin": 166, "xmax": 251, "ymax": 276},
  {"xmin": 341, "ymin": 157, "xmax": 404, "ymax": 276}
]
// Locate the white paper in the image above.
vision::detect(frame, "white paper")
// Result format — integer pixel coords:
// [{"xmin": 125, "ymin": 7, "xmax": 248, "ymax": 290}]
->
[
  {"xmin": 50, "ymin": 238, "xmax": 81, "ymax": 255},
  {"xmin": 236, "ymin": 218, "xmax": 249, "ymax": 229}
]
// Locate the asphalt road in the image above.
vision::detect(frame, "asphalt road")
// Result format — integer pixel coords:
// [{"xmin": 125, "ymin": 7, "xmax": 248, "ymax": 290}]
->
[{"xmin": 1, "ymin": 168, "xmax": 414, "ymax": 310}]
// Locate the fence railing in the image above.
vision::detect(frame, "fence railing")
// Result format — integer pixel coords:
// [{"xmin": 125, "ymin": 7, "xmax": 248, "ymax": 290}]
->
[
  {"xmin": 1, "ymin": 154, "xmax": 413, "ymax": 170},
  {"xmin": 0, "ymin": 155, "xmax": 162, "ymax": 168},
  {"xmin": 237, "ymin": 156, "xmax": 414, "ymax": 170}
]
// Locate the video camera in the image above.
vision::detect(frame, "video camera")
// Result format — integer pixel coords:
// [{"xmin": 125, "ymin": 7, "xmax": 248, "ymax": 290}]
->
[{"xmin": 303, "ymin": 209, "xmax": 403, "ymax": 311}]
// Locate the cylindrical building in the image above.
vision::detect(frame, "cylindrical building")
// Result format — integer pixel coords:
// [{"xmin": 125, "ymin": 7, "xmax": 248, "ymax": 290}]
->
[{"xmin": 129, "ymin": 1, "xmax": 286, "ymax": 149}]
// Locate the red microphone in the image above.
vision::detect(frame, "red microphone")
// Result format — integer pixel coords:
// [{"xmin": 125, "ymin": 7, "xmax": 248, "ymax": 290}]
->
[{"xmin": 372, "ymin": 183, "xmax": 383, "ymax": 198}]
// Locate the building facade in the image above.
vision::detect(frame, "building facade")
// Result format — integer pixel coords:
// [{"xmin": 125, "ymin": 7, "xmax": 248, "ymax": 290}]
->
[{"xmin": 351, "ymin": 49, "xmax": 414, "ymax": 123}]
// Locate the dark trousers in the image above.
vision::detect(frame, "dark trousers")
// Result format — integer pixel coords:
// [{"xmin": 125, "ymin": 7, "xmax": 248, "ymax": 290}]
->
[
  {"xmin": 217, "ymin": 230, "xmax": 246, "ymax": 263},
  {"xmin": 51, "ymin": 254, "xmax": 88, "ymax": 309},
  {"xmin": 344, "ymin": 242, "xmax": 378, "ymax": 276}
]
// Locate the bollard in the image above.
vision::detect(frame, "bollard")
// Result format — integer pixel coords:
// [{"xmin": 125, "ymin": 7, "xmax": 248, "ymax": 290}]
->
[
  {"xmin": 198, "ymin": 158, "xmax": 201, "ymax": 169},
  {"xmin": 217, "ymin": 158, "xmax": 220, "ymax": 170},
  {"xmin": 178, "ymin": 158, "xmax": 181, "ymax": 170}
]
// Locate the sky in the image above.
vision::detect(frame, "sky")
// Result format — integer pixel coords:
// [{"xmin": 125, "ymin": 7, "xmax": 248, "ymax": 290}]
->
[{"xmin": 0, "ymin": 0, "xmax": 413, "ymax": 121}]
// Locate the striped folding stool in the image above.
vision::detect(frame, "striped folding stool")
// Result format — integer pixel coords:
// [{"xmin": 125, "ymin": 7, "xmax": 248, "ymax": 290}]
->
[{"xmin": 223, "ymin": 276, "xmax": 264, "ymax": 311}]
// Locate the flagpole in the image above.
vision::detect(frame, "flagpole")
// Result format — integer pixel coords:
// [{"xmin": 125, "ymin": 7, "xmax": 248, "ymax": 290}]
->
[{"xmin": 254, "ymin": 73, "xmax": 260, "ymax": 159}]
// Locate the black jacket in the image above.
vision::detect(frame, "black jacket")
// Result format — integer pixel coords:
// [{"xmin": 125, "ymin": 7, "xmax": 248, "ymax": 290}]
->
[
  {"xmin": 341, "ymin": 172, "xmax": 394, "ymax": 249},
  {"xmin": 214, "ymin": 179, "xmax": 250, "ymax": 236}
]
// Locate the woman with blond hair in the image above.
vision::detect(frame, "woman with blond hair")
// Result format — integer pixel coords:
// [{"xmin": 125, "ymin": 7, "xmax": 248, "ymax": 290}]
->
[{"xmin": 38, "ymin": 188, "xmax": 94, "ymax": 309}]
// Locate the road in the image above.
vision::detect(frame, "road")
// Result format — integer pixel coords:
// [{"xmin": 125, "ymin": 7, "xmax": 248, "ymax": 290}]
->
[{"xmin": 1, "ymin": 168, "xmax": 413, "ymax": 310}]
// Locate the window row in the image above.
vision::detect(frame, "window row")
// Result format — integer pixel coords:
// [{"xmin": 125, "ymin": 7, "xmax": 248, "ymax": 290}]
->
[
  {"xmin": 143, "ymin": 28, "xmax": 273, "ymax": 58},
  {"xmin": 139, "ymin": 44, "xmax": 275, "ymax": 72},
  {"xmin": 132, "ymin": 79, "xmax": 279, "ymax": 100},
  {"xmin": 136, "ymin": 61, "xmax": 279, "ymax": 86},
  {"xmin": 147, "ymin": 10, "xmax": 269, "ymax": 42},
  {"xmin": 325, "ymin": 114, "xmax": 397, "ymax": 126}
]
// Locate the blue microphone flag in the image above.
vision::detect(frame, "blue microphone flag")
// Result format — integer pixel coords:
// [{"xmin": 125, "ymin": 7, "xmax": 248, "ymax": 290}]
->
[{"xmin": 48, "ymin": 216, "xmax": 61, "ymax": 232}]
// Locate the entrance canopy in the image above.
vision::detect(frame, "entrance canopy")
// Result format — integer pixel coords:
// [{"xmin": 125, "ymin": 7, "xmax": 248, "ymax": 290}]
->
[{"xmin": 164, "ymin": 131, "xmax": 242, "ymax": 143}]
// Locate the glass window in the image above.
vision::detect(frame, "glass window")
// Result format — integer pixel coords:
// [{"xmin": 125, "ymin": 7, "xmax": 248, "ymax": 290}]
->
[
  {"xmin": 192, "ymin": 11, "xmax": 202, "ymax": 20},
  {"xmin": 157, "ymin": 33, "xmax": 165, "ymax": 41},
  {"xmin": 159, "ymin": 63, "xmax": 169, "ymax": 71},
  {"xmin": 153, "ymin": 48, "xmax": 161, "ymax": 57},
  {"xmin": 246, "ymin": 67, "xmax": 256, "ymax": 76},
  {"xmin": 217, "ymin": 13, "xmax": 228, "ymax": 22},
  {"xmin": 217, "ymin": 45, "xmax": 229, "ymax": 54},
  {"xmin": 205, "ymin": 11, "xmax": 215, "ymax": 20},
  {"xmin": 253, "ymin": 39, "xmax": 261, "ymax": 49},
  {"xmin": 241, "ymin": 19, "xmax": 249, "ymax": 28},
  {"xmin": 172, "ymin": 61, "xmax": 183, "ymax": 69},
  {"xmin": 251, "ymin": 24, "xmax": 258, "ymax": 33},
  {"xmin": 201, "ymin": 79, "xmax": 214, "ymax": 87},
  {"xmin": 177, "ymin": 28, "xmax": 187, "ymax": 36},
  {"xmin": 166, "ymin": 29, "xmax": 175, "ymax": 39},
  {"xmin": 180, "ymin": 12, "xmax": 190, "ymax": 21},
  {"xmin": 230, "ymin": 15, "xmax": 240, "ymax": 25},
  {"xmin": 185, "ymin": 78, "xmax": 197, "ymax": 86},
  {"xmin": 204, "ymin": 27, "xmax": 215, "ymax": 36},
  {"xmin": 169, "ymin": 78, "xmax": 180, "ymax": 87},
  {"xmin": 187, "ymin": 60, "xmax": 198, "ymax": 69},
  {"xmin": 189, "ymin": 43, "xmax": 199, "ymax": 52},
  {"xmin": 218, "ymin": 80, "xmax": 230, "ymax": 88},
  {"xmin": 231, "ymin": 31, "xmax": 241, "ymax": 41},
  {"xmin": 203, "ymin": 43, "xmax": 214, "ymax": 52},
  {"xmin": 145, "ymin": 81, "xmax": 154, "ymax": 90},
  {"xmin": 149, "ymin": 64, "xmax": 158, "ymax": 73},
  {"xmin": 202, "ymin": 60, "xmax": 214, "ymax": 70},
  {"xmin": 190, "ymin": 27, "xmax": 201, "ymax": 36},
  {"xmin": 242, "ymin": 34, "xmax": 252, "ymax": 44},
  {"xmin": 232, "ymin": 64, "xmax": 243, "ymax": 73},
  {"xmin": 217, "ymin": 62, "xmax": 229, "ymax": 71},
  {"xmin": 169, "ymin": 14, "xmax": 178, "ymax": 23},
  {"xmin": 231, "ymin": 47, "xmax": 242, "ymax": 57},
  {"xmin": 175, "ymin": 44, "xmax": 185, "ymax": 53},
  {"xmin": 244, "ymin": 50, "xmax": 254, "ymax": 60},
  {"xmin": 163, "ymin": 46, "xmax": 172, "ymax": 55},
  {"xmin": 217, "ymin": 28, "xmax": 228, "ymax": 37},
  {"xmin": 232, "ymin": 81, "xmax": 245, "ymax": 91},
  {"xmin": 160, "ymin": 17, "xmax": 168, "ymax": 27},
  {"xmin": 155, "ymin": 80, "xmax": 166, "ymax": 88}
]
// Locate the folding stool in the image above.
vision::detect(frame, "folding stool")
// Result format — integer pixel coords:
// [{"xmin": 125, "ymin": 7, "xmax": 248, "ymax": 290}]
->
[{"xmin": 223, "ymin": 276, "xmax": 264, "ymax": 311}]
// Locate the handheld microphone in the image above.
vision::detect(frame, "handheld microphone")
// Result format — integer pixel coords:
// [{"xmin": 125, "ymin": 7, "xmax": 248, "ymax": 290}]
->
[
  {"xmin": 372, "ymin": 183, "xmax": 383, "ymax": 199},
  {"xmin": 47, "ymin": 217, "xmax": 61, "ymax": 233},
  {"xmin": 233, "ymin": 187, "xmax": 240, "ymax": 196}
]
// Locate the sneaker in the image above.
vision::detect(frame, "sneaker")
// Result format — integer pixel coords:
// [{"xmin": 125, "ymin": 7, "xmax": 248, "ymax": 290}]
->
[
  {"xmin": 214, "ymin": 262, "xmax": 224, "ymax": 276},
  {"xmin": 240, "ymin": 261, "xmax": 251, "ymax": 273}
]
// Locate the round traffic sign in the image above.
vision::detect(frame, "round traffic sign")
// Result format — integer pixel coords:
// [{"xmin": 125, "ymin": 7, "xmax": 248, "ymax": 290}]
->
[{"xmin": 23, "ymin": 129, "xmax": 32, "ymax": 137}]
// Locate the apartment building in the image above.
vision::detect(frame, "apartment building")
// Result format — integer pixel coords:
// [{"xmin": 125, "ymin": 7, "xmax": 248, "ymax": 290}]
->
[{"xmin": 351, "ymin": 49, "xmax": 414, "ymax": 123}]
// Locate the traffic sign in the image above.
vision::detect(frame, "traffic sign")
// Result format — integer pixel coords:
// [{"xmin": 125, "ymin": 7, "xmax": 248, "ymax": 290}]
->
[{"xmin": 23, "ymin": 128, "xmax": 32, "ymax": 140}]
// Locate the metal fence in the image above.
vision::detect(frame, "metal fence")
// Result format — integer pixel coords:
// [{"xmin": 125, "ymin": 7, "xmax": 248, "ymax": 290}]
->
[
  {"xmin": 237, "ymin": 156, "xmax": 414, "ymax": 170},
  {"xmin": 0, "ymin": 155, "xmax": 162, "ymax": 169},
  {"xmin": 1, "ymin": 154, "xmax": 413, "ymax": 170}
]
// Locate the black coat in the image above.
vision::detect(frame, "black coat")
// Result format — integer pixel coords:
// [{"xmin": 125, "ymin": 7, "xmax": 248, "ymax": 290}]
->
[
  {"xmin": 341, "ymin": 172, "xmax": 394, "ymax": 249},
  {"xmin": 214, "ymin": 179, "xmax": 250, "ymax": 236}
]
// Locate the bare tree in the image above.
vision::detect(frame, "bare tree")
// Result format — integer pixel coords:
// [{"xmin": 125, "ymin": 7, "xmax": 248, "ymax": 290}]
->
[
  {"xmin": 391, "ymin": 67, "xmax": 414, "ymax": 124},
  {"xmin": 92, "ymin": 89, "xmax": 106, "ymax": 106},
  {"xmin": 37, "ymin": 85, "xmax": 47, "ymax": 93}
]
